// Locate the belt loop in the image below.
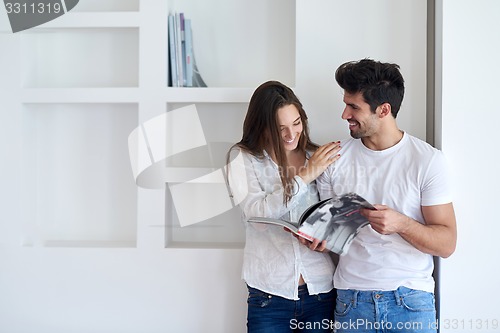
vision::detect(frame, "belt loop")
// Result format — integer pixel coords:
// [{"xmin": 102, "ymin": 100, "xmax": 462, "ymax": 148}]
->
[
  {"xmin": 352, "ymin": 290, "xmax": 359, "ymax": 308},
  {"xmin": 394, "ymin": 287, "xmax": 402, "ymax": 306}
]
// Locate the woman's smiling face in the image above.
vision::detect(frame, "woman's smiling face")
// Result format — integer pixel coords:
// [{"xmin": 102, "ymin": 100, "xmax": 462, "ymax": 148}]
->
[{"xmin": 277, "ymin": 104, "xmax": 303, "ymax": 152}]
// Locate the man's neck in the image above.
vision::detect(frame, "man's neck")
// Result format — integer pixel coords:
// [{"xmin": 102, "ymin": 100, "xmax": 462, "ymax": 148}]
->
[{"xmin": 361, "ymin": 127, "xmax": 404, "ymax": 151}]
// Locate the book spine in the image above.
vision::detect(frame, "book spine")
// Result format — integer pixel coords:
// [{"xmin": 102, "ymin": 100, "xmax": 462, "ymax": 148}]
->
[
  {"xmin": 180, "ymin": 13, "xmax": 187, "ymax": 87},
  {"xmin": 175, "ymin": 13, "xmax": 184, "ymax": 87},
  {"xmin": 184, "ymin": 19, "xmax": 193, "ymax": 87},
  {"xmin": 168, "ymin": 14, "xmax": 178, "ymax": 87}
]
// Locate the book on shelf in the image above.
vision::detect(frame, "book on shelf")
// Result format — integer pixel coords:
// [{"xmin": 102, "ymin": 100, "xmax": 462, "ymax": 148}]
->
[
  {"xmin": 175, "ymin": 13, "xmax": 184, "ymax": 87},
  {"xmin": 184, "ymin": 18, "xmax": 193, "ymax": 87},
  {"xmin": 168, "ymin": 12, "xmax": 207, "ymax": 87},
  {"xmin": 247, "ymin": 192, "xmax": 376, "ymax": 255},
  {"xmin": 168, "ymin": 15, "xmax": 179, "ymax": 87}
]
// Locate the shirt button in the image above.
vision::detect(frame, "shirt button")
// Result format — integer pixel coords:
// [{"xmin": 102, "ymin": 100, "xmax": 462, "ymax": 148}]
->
[{"xmin": 375, "ymin": 294, "xmax": 381, "ymax": 299}]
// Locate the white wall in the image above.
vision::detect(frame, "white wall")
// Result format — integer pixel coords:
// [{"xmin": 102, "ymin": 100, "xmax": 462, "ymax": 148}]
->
[
  {"xmin": 0, "ymin": 248, "xmax": 246, "ymax": 332},
  {"xmin": 438, "ymin": 0, "xmax": 500, "ymax": 332},
  {"xmin": 296, "ymin": 0, "xmax": 428, "ymax": 144}
]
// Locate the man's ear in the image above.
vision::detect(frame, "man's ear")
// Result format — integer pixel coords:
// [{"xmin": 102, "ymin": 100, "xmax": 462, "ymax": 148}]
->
[{"xmin": 378, "ymin": 103, "xmax": 392, "ymax": 118}]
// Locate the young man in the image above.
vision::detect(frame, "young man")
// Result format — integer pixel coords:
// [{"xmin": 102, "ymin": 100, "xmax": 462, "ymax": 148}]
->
[{"xmin": 316, "ymin": 59, "xmax": 457, "ymax": 333}]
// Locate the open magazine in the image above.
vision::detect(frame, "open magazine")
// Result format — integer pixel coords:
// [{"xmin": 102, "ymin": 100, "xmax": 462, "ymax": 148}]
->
[{"xmin": 247, "ymin": 192, "xmax": 376, "ymax": 255}]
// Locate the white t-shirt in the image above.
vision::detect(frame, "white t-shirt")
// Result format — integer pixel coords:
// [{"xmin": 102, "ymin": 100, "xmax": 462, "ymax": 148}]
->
[
  {"xmin": 227, "ymin": 148, "xmax": 335, "ymax": 300},
  {"xmin": 316, "ymin": 132, "xmax": 452, "ymax": 292}
]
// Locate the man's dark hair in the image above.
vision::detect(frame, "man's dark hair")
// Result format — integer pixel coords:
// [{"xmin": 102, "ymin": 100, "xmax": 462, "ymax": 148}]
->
[{"xmin": 335, "ymin": 59, "xmax": 405, "ymax": 118}]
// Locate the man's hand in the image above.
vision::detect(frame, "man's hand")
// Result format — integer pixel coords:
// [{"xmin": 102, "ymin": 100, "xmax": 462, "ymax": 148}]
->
[
  {"xmin": 360, "ymin": 203, "xmax": 457, "ymax": 258},
  {"xmin": 361, "ymin": 205, "xmax": 409, "ymax": 235}
]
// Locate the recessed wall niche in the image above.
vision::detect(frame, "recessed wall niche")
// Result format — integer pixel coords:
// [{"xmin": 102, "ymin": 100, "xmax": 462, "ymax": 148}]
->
[{"xmin": 22, "ymin": 103, "xmax": 138, "ymax": 247}]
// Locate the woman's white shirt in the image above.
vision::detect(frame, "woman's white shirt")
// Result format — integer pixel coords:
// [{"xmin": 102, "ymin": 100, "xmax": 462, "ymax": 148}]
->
[{"xmin": 227, "ymin": 148, "xmax": 335, "ymax": 300}]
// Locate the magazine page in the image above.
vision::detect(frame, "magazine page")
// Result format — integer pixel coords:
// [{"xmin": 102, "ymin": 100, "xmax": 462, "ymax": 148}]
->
[
  {"xmin": 298, "ymin": 193, "xmax": 374, "ymax": 254},
  {"xmin": 246, "ymin": 217, "xmax": 300, "ymax": 234}
]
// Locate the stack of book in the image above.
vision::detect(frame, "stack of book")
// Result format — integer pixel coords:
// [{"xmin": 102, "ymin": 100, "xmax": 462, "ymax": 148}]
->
[{"xmin": 168, "ymin": 12, "xmax": 207, "ymax": 87}]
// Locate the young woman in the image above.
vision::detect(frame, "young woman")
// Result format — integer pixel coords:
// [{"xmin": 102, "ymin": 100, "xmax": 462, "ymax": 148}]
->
[{"xmin": 226, "ymin": 81, "xmax": 341, "ymax": 333}]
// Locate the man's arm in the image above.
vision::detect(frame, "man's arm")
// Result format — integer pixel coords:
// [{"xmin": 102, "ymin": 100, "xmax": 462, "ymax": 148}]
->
[{"xmin": 362, "ymin": 202, "xmax": 457, "ymax": 258}]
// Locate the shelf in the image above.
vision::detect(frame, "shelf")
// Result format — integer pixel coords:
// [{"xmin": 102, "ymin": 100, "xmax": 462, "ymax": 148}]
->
[
  {"xmin": 163, "ymin": 87, "xmax": 253, "ymax": 103},
  {"xmin": 21, "ymin": 88, "xmax": 140, "ymax": 103},
  {"xmin": 20, "ymin": 87, "xmax": 253, "ymax": 104},
  {"xmin": 165, "ymin": 242, "xmax": 244, "ymax": 250},
  {"xmin": 41, "ymin": 240, "xmax": 137, "ymax": 248},
  {"xmin": 71, "ymin": 0, "xmax": 139, "ymax": 12},
  {"xmin": 32, "ymin": 12, "xmax": 140, "ymax": 29}
]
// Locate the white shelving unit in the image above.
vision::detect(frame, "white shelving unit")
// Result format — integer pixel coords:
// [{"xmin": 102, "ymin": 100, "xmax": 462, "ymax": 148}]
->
[
  {"xmin": 18, "ymin": 3, "xmax": 141, "ymax": 247},
  {"xmin": 15, "ymin": 0, "xmax": 296, "ymax": 249}
]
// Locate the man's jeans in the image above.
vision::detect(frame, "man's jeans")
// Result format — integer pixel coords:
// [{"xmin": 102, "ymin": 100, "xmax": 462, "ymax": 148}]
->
[
  {"xmin": 334, "ymin": 287, "xmax": 437, "ymax": 333},
  {"xmin": 247, "ymin": 284, "xmax": 335, "ymax": 333}
]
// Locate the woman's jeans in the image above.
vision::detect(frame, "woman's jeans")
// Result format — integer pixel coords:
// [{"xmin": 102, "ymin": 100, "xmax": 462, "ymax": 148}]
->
[
  {"xmin": 334, "ymin": 287, "xmax": 437, "ymax": 333},
  {"xmin": 246, "ymin": 284, "xmax": 335, "ymax": 333}
]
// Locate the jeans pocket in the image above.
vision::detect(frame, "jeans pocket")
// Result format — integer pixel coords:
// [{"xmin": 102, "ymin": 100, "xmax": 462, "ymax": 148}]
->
[
  {"xmin": 247, "ymin": 288, "xmax": 273, "ymax": 308},
  {"xmin": 316, "ymin": 288, "xmax": 336, "ymax": 303},
  {"xmin": 334, "ymin": 295, "xmax": 353, "ymax": 317},
  {"xmin": 400, "ymin": 291, "xmax": 435, "ymax": 312}
]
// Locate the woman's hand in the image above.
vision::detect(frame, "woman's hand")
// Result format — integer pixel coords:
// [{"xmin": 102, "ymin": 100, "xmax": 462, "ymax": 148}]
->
[
  {"xmin": 298, "ymin": 141, "xmax": 341, "ymax": 184},
  {"xmin": 286, "ymin": 228, "xmax": 328, "ymax": 252},
  {"xmin": 296, "ymin": 234, "xmax": 329, "ymax": 252}
]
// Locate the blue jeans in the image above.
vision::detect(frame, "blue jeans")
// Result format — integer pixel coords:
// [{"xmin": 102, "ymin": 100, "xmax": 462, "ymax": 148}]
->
[
  {"xmin": 247, "ymin": 284, "xmax": 335, "ymax": 333},
  {"xmin": 334, "ymin": 287, "xmax": 436, "ymax": 333}
]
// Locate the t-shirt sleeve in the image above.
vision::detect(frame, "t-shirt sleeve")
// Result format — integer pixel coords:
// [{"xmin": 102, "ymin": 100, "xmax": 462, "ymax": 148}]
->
[
  {"xmin": 421, "ymin": 151, "xmax": 453, "ymax": 206},
  {"xmin": 316, "ymin": 165, "xmax": 335, "ymax": 201}
]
